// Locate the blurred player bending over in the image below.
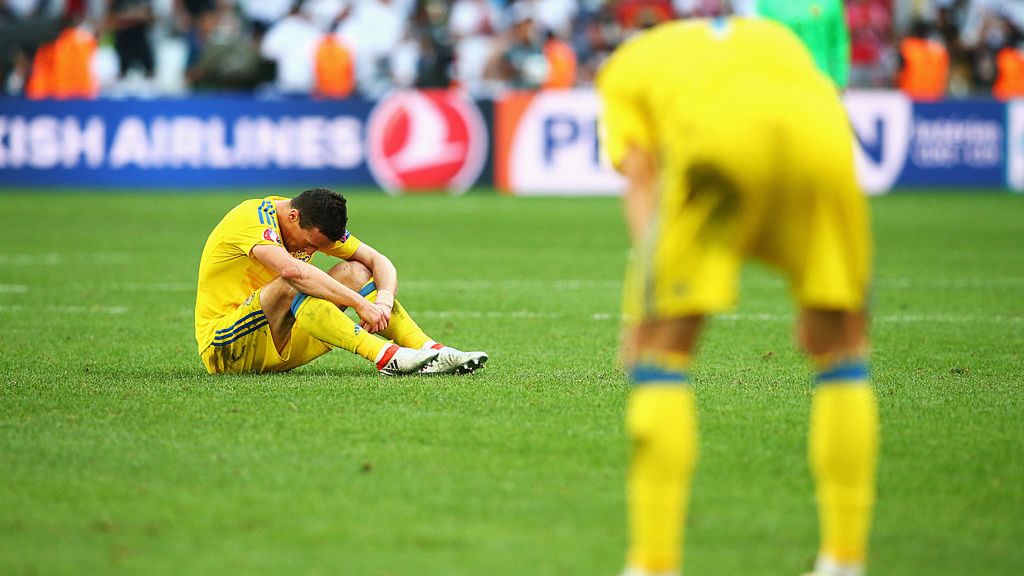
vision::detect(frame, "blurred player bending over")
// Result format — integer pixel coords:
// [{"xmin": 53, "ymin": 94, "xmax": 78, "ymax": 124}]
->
[
  {"xmin": 195, "ymin": 188, "xmax": 488, "ymax": 376},
  {"xmin": 597, "ymin": 18, "xmax": 877, "ymax": 576}
]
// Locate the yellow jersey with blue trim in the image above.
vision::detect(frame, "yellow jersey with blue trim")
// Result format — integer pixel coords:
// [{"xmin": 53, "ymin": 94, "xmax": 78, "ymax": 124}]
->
[{"xmin": 194, "ymin": 196, "xmax": 362, "ymax": 351}]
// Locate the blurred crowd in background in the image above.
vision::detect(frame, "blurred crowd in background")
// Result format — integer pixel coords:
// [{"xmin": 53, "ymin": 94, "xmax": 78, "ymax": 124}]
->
[{"xmin": 1, "ymin": 0, "xmax": 1022, "ymax": 100}]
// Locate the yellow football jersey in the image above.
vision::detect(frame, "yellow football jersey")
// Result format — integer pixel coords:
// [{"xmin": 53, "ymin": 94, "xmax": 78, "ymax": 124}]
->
[
  {"xmin": 599, "ymin": 18, "xmax": 870, "ymax": 319},
  {"xmin": 597, "ymin": 17, "xmax": 831, "ymax": 169},
  {"xmin": 194, "ymin": 196, "xmax": 361, "ymax": 351}
]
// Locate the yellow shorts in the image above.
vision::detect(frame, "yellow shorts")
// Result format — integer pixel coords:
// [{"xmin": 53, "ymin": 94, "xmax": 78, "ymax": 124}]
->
[
  {"xmin": 623, "ymin": 87, "xmax": 871, "ymax": 323},
  {"xmin": 199, "ymin": 289, "xmax": 331, "ymax": 374}
]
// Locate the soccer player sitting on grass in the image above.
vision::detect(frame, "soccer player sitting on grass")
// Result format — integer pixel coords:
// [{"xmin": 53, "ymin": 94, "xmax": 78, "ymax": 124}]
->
[
  {"xmin": 598, "ymin": 17, "xmax": 877, "ymax": 576},
  {"xmin": 194, "ymin": 187, "xmax": 488, "ymax": 376}
]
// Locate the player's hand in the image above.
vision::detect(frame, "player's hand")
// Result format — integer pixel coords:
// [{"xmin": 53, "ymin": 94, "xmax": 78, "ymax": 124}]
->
[
  {"xmin": 356, "ymin": 299, "xmax": 387, "ymax": 333},
  {"xmin": 374, "ymin": 301, "xmax": 392, "ymax": 331},
  {"xmin": 373, "ymin": 289, "xmax": 394, "ymax": 332}
]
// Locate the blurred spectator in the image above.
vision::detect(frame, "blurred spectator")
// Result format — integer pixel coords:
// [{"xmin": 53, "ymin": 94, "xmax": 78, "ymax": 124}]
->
[
  {"xmin": 449, "ymin": 0, "xmax": 501, "ymax": 93},
  {"xmin": 542, "ymin": 29, "xmax": 575, "ymax": 89},
  {"xmin": 1, "ymin": 0, "xmax": 74, "ymax": 95},
  {"xmin": 847, "ymin": 0, "xmax": 896, "ymax": 88},
  {"xmin": 261, "ymin": 0, "xmax": 321, "ymax": 94},
  {"xmin": 898, "ymin": 19, "xmax": 949, "ymax": 101},
  {"xmin": 572, "ymin": 1, "xmax": 620, "ymax": 84},
  {"xmin": 484, "ymin": 2, "xmax": 548, "ymax": 90},
  {"xmin": 313, "ymin": 32, "xmax": 355, "ymax": 97},
  {"xmin": 240, "ymin": 0, "xmax": 293, "ymax": 38},
  {"xmin": 6, "ymin": 0, "xmax": 43, "ymax": 19},
  {"xmin": 673, "ymin": 0, "xmax": 727, "ymax": 18},
  {"xmin": 336, "ymin": 0, "xmax": 410, "ymax": 96},
  {"xmin": 534, "ymin": 0, "xmax": 577, "ymax": 38},
  {"xmin": 15, "ymin": 0, "xmax": 1024, "ymax": 99},
  {"xmin": 303, "ymin": 0, "xmax": 347, "ymax": 30},
  {"xmin": 187, "ymin": 5, "xmax": 273, "ymax": 91},
  {"xmin": 404, "ymin": 0, "xmax": 453, "ymax": 88},
  {"xmin": 993, "ymin": 41, "xmax": 1024, "ymax": 100},
  {"xmin": 615, "ymin": 0, "xmax": 673, "ymax": 31},
  {"xmin": 173, "ymin": 0, "xmax": 214, "ymax": 36},
  {"xmin": 106, "ymin": 0, "xmax": 156, "ymax": 82},
  {"xmin": 26, "ymin": 21, "xmax": 99, "ymax": 98},
  {"xmin": 963, "ymin": 4, "xmax": 1022, "ymax": 92}
]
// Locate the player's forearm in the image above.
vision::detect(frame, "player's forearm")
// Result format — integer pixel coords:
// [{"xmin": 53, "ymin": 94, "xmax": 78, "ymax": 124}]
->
[
  {"xmin": 282, "ymin": 261, "xmax": 363, "ymax": 309},
  {"xmin": 620, "ymin": 146, "xmax": 657, "ymax": 244},
  {"xmin": 368, "ymin": 254, "xmax": 398, "ymax": 307},
  {"xmin": 625, "ymin": 184, "xmax": 654, "ymax": 244}
]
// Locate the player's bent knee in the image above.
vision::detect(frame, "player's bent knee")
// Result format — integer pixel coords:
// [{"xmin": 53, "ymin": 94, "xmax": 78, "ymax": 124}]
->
[
  {"xmin": 327, "ymin": 260, "xmax": 372, "ymax": 290},
  {"xmin": 257, "ymin": 278, "xmax": 297, "ymax": 307}
]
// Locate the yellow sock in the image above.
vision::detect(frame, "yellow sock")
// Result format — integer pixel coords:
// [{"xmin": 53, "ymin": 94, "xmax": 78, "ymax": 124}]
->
[
  {"xmin": 359, "ymin": 280, "xmax": 434, "ymax": 350},
  {"xmin": 625, "ymin": 352, "xmax": 698, "ymax": 573},
  {"xmin": 291, "ymin": 293, "xmax": 388, "ymax": 363},
  {"xmin": 810, "ymin": 359, "xmax": 878, "ymax": 565}
]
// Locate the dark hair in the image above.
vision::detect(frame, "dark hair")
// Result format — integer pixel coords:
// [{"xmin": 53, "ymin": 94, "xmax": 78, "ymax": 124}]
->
[{"xmin": 290, "ymin": 188, "xmax": 348, "ymax": 242}]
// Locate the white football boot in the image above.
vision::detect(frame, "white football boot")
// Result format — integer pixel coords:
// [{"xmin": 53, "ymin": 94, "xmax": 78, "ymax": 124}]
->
[
  {"xmin": 419, "ymin": 346, "xmax": 488, "ymax": 375},
  {"xmin": 376, "ymin": 345, "xmax": 440, "ymax": 376}
]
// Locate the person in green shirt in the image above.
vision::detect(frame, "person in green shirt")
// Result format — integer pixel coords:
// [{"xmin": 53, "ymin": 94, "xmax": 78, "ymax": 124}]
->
[{"xmin": 755, "ymin": 0, "xmax": 851, "ymax": 89}]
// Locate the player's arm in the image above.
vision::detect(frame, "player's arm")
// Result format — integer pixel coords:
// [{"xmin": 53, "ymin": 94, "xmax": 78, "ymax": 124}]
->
[
  {"xmin": 250, "ymin": 244, "xmax": 386, "ymax": 332},
  {"xmin": 617, "ymin": 145, "xmax": 658, "ymax": 245},
  {"xmin": 596, "ymin": 43, "xmax": 657, "ymax": 245},
  {"xmin": 346, "ymin": 242, "xmax": 397, "ymax": 320}
]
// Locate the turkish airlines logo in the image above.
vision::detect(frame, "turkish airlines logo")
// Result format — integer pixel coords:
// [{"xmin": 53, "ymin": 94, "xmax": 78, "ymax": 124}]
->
[{"xmin": 366, "ymin": 91, "xmax": 487, "ymax": 194}]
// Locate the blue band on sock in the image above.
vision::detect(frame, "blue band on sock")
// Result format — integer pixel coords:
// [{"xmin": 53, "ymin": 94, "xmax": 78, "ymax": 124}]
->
[
  {"xmin": 358, "ymin": 281, "xmax": 377, "ymax": 297},
  {"xmin": 816, "ymin": 360, "xmax": 870, "ymax": 384},
  {"xmin": 630, "ymin": 363, "xmax": 690, "ymax": 386},
  {"xmin": 290, "ymin": 292, "xmax": 309, "ymax": 316}
]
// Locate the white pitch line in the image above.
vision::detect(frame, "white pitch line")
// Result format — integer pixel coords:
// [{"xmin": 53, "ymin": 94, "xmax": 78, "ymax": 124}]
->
[
  {"xmin": 400, "ymin": 279, "xmax": 622, "ymax": 291},
  {"xmin": 0, "ymin": 252, "xmax": 137, "ymax": 267},
  {"xmin": 0, "ymin": 304, "xmax": 128, "ymax": 315},
  {"xmin": 415, "ymin": 310, "xmax": 563, "ymax": 320},
  {"xmin": 0, "ymin": 284, "xmax": 28, "ymax": 293},
  {"xmin": 0, "ymin": 253, "xmax": 60, "ymax": 266},
  {"xmin": 874, "ymin": 277, "xmax": 1024, "ymax": 289},
  {"xmin": 112, "ymin": 282, "xmax": 195, "ymax": 292},
  {"xmin": 428, "ymin": 309, "xmax": 1019, "ymax": 323},
  {"xmin": 33, "ymin": 277, "xmax": 1023, "ymax": 295}
]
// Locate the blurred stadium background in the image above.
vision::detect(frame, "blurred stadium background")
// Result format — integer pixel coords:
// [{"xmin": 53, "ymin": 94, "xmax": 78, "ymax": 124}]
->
[
  {"xmin": 2, "ymin": 0, "xmax": 1024, "ymax": 192},
  {"xmin": 2, "ymin": 2, "xmax": 1023, "ymax": 576}
]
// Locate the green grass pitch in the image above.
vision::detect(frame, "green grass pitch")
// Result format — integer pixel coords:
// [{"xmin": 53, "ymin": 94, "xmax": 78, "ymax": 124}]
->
[{"xmin": 1, "ymin": 189, "xmax": 1022, "ymax": 576}]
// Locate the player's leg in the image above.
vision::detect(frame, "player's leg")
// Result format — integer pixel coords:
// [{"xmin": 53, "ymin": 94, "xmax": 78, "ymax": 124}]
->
[
  {"xmin": 623, "ymin": 317, "xmax": 703, "ymax": 576},
  {"xmin": 328, "ymin": 261, "xmax": 488, "ymax": 375},
  {"xmin": 798, "ymin": 309, "xmax": 877, "ymax": 576},
  {"xmin": 617, "ymin": 146, "xmax": 748, "ymax": 575},
  {"xmin": 759, "ymin": 77, "xmax": 877, "ymax": 576},
  {"xmin": 259, "ymin": 273, "xmax": 436, "ymax": 374}
]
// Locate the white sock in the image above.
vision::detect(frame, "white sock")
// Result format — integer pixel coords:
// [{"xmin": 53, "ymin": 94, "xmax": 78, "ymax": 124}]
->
[
  {"xmin": 815, "ymin": 555, "xmax": 864, "ymax": 576},
  {"xmin": 621, "ymin": 568, "xmax": 680, "ymax": 576},
  {"xmin": 373, "ymin": 343, "xmax": 398, "ymax": 364}
]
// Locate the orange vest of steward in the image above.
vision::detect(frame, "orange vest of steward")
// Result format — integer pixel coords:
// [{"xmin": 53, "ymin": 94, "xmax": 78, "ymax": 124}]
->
[
  {"xmin": 898, "ymin": 37, "xmax": 948, "ymax": 101},
  {"xmin": 314, "ymin": 35, "xmax": 355, "ymax": 99},
  {"xmin": 994, "ymin": 47, "xmax": 1024, "ymax": 101},
  {"xmin": 27, "ymin": 27, "xmax": 98, "ymax": 99},
  {"xmin": 543, "ymin": 38, "xmax": 576, "ymax": 89}
]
